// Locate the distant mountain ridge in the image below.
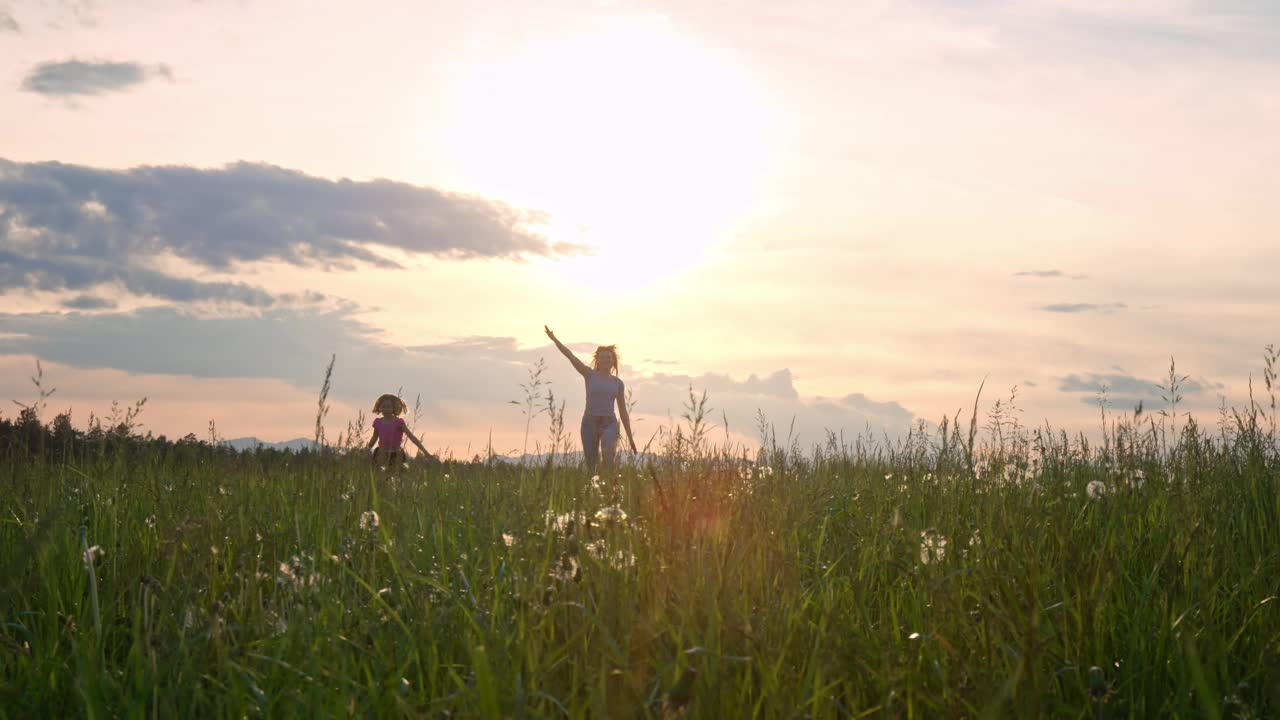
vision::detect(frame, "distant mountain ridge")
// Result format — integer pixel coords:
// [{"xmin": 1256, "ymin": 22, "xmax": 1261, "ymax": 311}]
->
[{"xmin": 220, "ymin": 437, "xmax": 316, "ymax": 452}]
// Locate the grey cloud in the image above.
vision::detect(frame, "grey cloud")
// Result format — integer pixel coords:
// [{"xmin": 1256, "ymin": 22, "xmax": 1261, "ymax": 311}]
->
[
  {"xmin": 0, "ymin": 158, "xmax": 577, "ymax": 306},
  {"xmin": 647, "ymin": 369, "xmax": 800, "ymax": 401},
  {"xmin": 1, "ymin": 10, "xmax": 18, "ymax": 33},
  {"xmin": 1042, "ymin": 303, "xmax": 1126, "ymax": 313},
  {"xmin": 60, "ymin": 294, "xmax": 115, "ymax": 310},
  {"xmin": 841, "ymin": 392, "xmax": 911, "ymax": 418},
  {"xmin": 915, "ymin": 0, "xmax": 1280, "ymax": 66},
  {"xmin": 1020, "ymin": 10, "xmax": 1280, "ymax": 66},
  {"xmin": 1060, "ymin": 372, "xmax": 1206, "ymax": 399},
  {"xmin": 0, "ymin": 159, "xmax": 567, "ymax": 265},
  {"xmin": 0, "ymin": 248, "xmax": 286, "ymax": 307},
  {"xmin": 20, "ymin": 59, "xmax": 171, "ymax": 97},
  {"xmin": 1015, "ymin": 270, "xmax": 1088, "ymax": 279},
  {"xmin": 0, "ymin": 308, "xmax": 917, "ymax": 444}
]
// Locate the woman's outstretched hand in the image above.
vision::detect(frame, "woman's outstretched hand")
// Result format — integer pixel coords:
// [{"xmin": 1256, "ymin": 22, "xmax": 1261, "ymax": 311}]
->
[
  {"xmin": 544, "ymin": 325, "xmax": 556, "ymax": 341},
  {"xmin": 629, "ymin": 438, "xmax": 638, "ymax": 454}
]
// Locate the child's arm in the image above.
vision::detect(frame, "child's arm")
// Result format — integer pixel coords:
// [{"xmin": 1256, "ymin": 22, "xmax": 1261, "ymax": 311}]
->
[
  {"xmin": 404, "ymin": 427, "xmax": 436, "ymax": 461},
  {"xmin": 366, "ymin": 428, "xmax": 378, "ymax": 451},
  {"xmin": 545, "ymin": 325, "xmax": 591, "ymax": 377},
  {"xmin": 616, "ymin": 383, "xmax": 637, "ymax": 454}
]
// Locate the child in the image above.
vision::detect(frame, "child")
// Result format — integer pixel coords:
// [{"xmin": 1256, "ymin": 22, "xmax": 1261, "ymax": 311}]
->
[{"xmin": 366, "ymin": 393, "xmax": 435, "ymax": 468}]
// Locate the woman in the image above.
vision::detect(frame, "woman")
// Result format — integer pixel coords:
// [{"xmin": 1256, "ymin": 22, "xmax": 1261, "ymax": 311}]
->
[{"xmin": 545, "ymin": 325, "xmax": 638, "ymax": 470}]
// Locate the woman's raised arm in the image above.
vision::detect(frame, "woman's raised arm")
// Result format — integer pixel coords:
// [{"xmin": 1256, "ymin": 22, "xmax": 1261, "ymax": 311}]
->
[{"xmin": 545, "ymin": 325, "xmax": 591, "ymax": 376}]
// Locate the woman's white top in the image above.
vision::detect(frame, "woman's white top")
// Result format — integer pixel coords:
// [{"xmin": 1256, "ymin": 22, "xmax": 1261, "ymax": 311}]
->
[{"xmin": 584, "ymin": 370, "xmax": 623, "ymax": 417}]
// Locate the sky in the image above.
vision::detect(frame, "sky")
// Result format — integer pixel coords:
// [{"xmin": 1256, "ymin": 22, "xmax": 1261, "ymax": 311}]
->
[{"xmin": 1, "ymin": 0, "xmax": 1277, "ymax": 455}]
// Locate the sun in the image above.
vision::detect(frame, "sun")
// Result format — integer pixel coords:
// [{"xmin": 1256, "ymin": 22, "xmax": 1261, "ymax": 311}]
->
[{"xmin": 438, "ymin": 14, "xmax": 775, "ymax": 288}]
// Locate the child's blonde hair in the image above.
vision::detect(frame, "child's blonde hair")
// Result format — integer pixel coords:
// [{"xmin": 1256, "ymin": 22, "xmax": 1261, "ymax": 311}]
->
[
  {"xmin": 592, "ymin": 345, "xmax": 619, "ymax": 375},
  {"xmin": 373, "ymin": 394, "xmax": 407, "ymax": 415}
]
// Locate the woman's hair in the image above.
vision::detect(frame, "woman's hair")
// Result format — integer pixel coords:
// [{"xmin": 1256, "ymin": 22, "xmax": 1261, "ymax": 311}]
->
[
  {"xmin": 591, "ymin": 345, "xmax": 619, "ymax": 375},
  {"xmin": 373, "ymin": 393, "xmax": 407, "ymax": 415}
]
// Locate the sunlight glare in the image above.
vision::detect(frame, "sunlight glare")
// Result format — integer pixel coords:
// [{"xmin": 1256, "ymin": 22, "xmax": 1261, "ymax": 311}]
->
[{"xmin": 438, "ymin": 15, "xmax": 775, "ymax": 288}]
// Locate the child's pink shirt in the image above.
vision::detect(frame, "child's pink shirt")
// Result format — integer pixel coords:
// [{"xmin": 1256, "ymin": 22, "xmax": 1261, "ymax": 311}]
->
[{"xmin": 372, "ymin": 417, "xmax": 406, "ymax": 449}]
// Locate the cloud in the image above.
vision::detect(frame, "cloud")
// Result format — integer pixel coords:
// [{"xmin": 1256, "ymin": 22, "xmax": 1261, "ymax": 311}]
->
[
  {"xmin": 1058, "ymin": 371, "xmax": 1219, "ymax": 410},
  {"xmin": 0, "ymin": 307, "xmax": 917, "ymax": 446},
  {"xmin": 911, "ymin": 0, "xmax": 1280, "ymax": 67},
  {"xmin": 0, "ymin": 159, "xmax": 578, "ymax": 306},
  {"xmin": 1041, "ymin": 302, "xmax": 1126, "ymax": 313},
  {"xmin": 20, "ymin": 59, "xmax": 172, "ymax": 97},
  {"xmin": 60, "ymin": 294, "xmax": 115, "ymax": 310},
  {"xmin": 0, "ymin": 9, "xmax": 18, "ymax": 33},
  {"xmin": 646, "ymin": 369, "xmax": 800, "ymax": 401},
  {"xmin": 0, "ymin": 248, "xmax": 289, "ymax": 307},
  {"xmin": 1015, "ymin": 269, "xmax": 1087, "ymax": 279}
]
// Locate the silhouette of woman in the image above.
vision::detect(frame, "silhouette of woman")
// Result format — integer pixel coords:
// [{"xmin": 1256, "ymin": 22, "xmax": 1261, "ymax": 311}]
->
[{"xmin": 545, "ymin": 325, "xmax": 638, "ymax": 470}]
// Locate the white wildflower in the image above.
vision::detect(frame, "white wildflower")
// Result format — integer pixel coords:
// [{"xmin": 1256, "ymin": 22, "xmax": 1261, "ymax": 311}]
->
[
  {"xmin": 919, "ymin": 529, "xmax": 947, "ymax": 565},
  {"xmin": 594, "ymin": 506, "xmax": 628, "ymax": 525},
  {"xmin": 83, "ymin": 545, "xmax": 104, "ymax": 567},
  {"xmin": 502, "ymin": 533, "xmax": 517, "ymax": 547},
  {"xmin": 585, "ymin": 540, "xmax": 608, "ymax": 560},
  {"xmin": 549, "ymin": 555, "xmax": 579, "ymax": 582},
  {"xmin": 277, "ymin": 554, "xmax": 319, "ymax": 590},
  {"xmin": 545, "ymin": 510, "xmax": 581, "ymax": 534},
  {"xmin": 1086, "ymin": 480, "xmax": 1108, "ymax": 500},
  {"xmin": 360, "ymin": 510, "xmax": 380, "ymax": 530}
]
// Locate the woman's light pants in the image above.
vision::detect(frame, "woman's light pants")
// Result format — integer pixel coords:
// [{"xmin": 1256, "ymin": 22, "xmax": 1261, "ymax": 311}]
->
[{"xmin": 581, "ymin": 414, "xmax": 619, "ymax": 470}]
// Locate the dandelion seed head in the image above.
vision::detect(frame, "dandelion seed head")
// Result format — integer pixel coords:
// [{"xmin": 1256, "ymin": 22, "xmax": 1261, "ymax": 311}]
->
[
  {"xmin": 83, "ymin": 545, "xmax": 104, "ymax": 567},
  {"xmin": 919, "ymin": 530, "xmax": 947, "ymax": 565},
  {"xmin": 594, "ymin": 506, "xmax": 628, "ymax": 525}
]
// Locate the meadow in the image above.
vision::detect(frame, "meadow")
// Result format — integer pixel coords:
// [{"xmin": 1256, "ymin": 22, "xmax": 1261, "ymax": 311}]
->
[{"xmin": 1, "ymin": 357, "xmax": 1279, "ymax": 718}]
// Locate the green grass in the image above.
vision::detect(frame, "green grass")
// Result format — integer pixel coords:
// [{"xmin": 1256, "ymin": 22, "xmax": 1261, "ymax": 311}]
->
[{"xmin": 1, "ymin": 410, "xmax": 1279, "ymax": 718}]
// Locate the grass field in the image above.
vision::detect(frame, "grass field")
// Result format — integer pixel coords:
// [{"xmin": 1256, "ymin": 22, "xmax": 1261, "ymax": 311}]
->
[{"xmin": 2, "ymin": 372, "xmax": 1279, "ymax": 718}]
